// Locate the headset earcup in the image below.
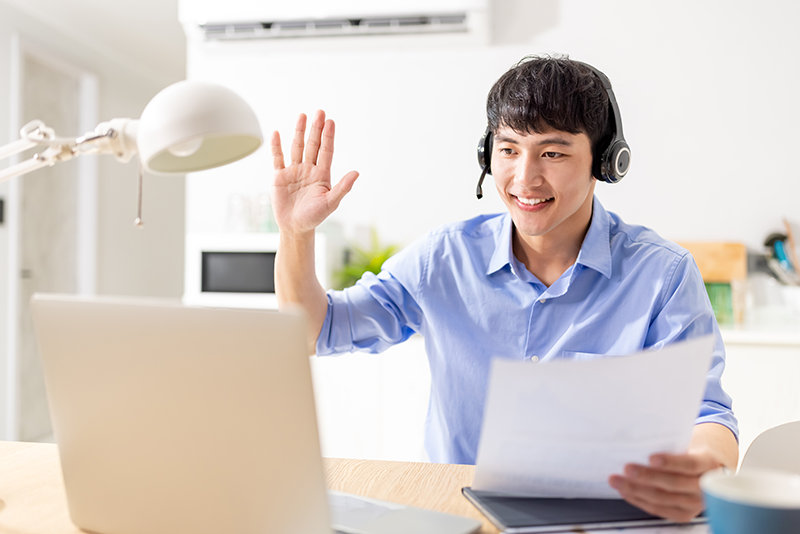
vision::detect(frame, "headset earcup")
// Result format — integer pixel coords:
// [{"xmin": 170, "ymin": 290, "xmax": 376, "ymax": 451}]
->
[
  {"xmin": 477, "ymin": 127, "xmax": 493, "ymax": 175},
  {"xmin": 599, "ymin": 140, "xmax": 631, "ymax": 184}
]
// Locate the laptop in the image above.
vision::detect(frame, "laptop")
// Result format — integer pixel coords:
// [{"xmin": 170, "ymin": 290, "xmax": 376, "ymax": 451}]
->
[{"xmin": 30, "ymin": 294, "xmax": 480, "ymax": 534}]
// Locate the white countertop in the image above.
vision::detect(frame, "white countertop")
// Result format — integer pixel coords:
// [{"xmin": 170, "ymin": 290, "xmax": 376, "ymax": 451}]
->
[{"xmin": 720, "ymin": 326, "xmax": 800, "ymax": 346}]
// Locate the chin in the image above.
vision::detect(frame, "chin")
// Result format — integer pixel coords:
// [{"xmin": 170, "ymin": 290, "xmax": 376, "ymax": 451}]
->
[{"xmin": 512, "ymin": 219, "xmax": 553, "ymax": 238}]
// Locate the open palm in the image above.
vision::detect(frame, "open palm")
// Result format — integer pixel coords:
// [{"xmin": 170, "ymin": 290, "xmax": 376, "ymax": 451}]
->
[{"xmin": 271, "ymin": 110, "xmax": 359, "ymax": 236}]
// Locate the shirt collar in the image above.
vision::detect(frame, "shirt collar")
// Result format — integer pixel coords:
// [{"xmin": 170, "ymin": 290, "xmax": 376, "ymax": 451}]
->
[
  {"xmin": 576, "ymin": 196, "xmax": 612, "ymax": 279},
  {"xmin": 487, "ymin": 213, "xmax": 515, "ymax": 275},
  {"xmin": 485, "ymin": 196, "xmax": 612, "ymax": 279}
]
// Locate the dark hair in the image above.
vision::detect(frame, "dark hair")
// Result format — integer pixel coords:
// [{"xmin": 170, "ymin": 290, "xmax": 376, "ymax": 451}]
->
[{"xmin": 487, "ymin": 55, "xmax": 610, "ymax": 150}]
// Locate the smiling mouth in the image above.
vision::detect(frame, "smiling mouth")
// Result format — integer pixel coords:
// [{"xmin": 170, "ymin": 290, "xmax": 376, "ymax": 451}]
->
[{"xmin": 515, "ymin": 196, "xmax": 554, "ymax": 206}]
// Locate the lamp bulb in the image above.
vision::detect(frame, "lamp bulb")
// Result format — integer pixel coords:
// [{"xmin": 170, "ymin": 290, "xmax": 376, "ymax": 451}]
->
[{"xmin": 167, "ymin": 138, "xmax": 203, "ymax": 157}]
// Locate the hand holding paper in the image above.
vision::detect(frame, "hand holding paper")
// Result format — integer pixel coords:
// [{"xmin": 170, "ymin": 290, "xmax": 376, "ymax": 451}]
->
[
  {"xmin": 609, "ymin": 422, "xmax": 736, "ymax": 522},
  {"xmin": 472, "ymin": 335, "xmax": 715, "ymax": 499}
]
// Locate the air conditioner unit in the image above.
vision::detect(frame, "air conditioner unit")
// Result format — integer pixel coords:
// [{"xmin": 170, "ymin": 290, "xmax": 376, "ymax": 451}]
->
[{"xmin": 179, "ymin": 0, "xmax": 488, "ymax": 41}]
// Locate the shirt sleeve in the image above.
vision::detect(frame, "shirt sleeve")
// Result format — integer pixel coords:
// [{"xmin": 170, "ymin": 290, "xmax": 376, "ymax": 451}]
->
[
  {"xmin": 315, "ymin": 234, "xmax": 428, "ymax": 356},
  {"xmin": 645, "ymin": 252, "xmax": 739, "ymax": 441}
]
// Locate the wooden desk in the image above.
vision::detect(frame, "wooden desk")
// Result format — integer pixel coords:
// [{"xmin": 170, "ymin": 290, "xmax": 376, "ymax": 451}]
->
[
  {"xmin": 324, "ymin": 458, "xmax": 495, "ymax": 533},
  {"xmin": 0, "ymin": 441, "xmax": 497, "ymax": 534}
]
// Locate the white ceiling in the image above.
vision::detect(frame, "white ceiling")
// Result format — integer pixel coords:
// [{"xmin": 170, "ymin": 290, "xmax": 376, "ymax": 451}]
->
[{"xmin": 3, "ymin": 0, "xmax": 186, "ymax": 85}]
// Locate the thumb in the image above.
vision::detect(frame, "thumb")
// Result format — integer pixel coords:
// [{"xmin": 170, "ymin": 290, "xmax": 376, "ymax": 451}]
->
[{"xmin": 328, "ymin": 170, "xmax": 359, "ymax": 209}]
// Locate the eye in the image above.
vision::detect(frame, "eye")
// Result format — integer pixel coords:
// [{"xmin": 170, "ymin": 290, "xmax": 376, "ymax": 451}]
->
[
  {"xmin": 498, "ymin": 147, "xmax": 515, "ymax": 156},
  {"xmin": 543, "ymin": 151, "xmax": 562, "ymax": 159}
]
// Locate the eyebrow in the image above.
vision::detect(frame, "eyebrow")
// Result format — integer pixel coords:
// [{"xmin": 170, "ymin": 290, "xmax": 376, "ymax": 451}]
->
[{"xmin": 494, "ymin": 134, "xmax": 574, "ymax": 147}]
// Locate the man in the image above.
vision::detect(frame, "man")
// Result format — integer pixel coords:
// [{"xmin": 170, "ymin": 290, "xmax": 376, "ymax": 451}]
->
[{"xmin": 270, "ymin": 55, "xmax": 738, "ymax": 522}]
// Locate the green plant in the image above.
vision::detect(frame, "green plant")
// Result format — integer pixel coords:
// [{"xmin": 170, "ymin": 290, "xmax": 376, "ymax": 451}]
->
[{"xmin": 333, "ymin": 229, "xmax": 399, "ymax": 289}]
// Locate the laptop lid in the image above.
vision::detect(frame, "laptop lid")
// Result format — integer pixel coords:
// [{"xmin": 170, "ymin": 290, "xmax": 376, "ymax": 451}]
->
[{"xmin": 30, "ymin": 294, "xmax": 331, "ymax": 534}]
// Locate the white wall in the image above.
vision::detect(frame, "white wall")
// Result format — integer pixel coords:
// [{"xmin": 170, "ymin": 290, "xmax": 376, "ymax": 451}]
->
[
  {"xmin": 519, "ymin": 0, "xmax": 800, "ymax": 250},
  {"xmin": 183, "ymin": 0, "xmax": 799, "ymax": 252},
  {"xmin": 0, "ymin": 0, "xmax": 187, "ymax": 438}
]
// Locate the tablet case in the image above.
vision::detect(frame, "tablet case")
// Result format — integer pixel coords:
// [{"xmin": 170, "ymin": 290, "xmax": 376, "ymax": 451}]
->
[{"xmin": 462, "ymin": 487, "xmax": 706, "ymax": 533}]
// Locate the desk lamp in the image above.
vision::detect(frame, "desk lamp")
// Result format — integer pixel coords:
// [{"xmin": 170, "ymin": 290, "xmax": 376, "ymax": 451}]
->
[{"xmin": 0, "ymin": 81, "xmax": 263, "ymax": 226}]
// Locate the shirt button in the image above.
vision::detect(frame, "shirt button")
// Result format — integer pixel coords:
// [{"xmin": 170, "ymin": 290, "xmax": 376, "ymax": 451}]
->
[
  {"xmin": 530, "ymin": 355, "xmax": 539, "ymax": 363},
  {"xmin": 539, "ymin": 299, "xmax": 546, "ymax": 304}
]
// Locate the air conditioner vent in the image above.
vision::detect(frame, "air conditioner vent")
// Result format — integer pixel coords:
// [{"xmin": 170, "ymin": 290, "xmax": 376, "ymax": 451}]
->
[{"xmin": 201, "ymin": 13, "xmax": 469, "ymax": 41}]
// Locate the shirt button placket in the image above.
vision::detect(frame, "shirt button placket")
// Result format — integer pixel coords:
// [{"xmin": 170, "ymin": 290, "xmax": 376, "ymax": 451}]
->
[{"xmin": 525, "ymin": 293, "xmax": 547, "ymax": 362}]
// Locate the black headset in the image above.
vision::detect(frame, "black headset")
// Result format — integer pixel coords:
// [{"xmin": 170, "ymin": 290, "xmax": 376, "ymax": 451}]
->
[{"xmin": 476, "ymin": 61, "xmax": 631, "ymax": 199}]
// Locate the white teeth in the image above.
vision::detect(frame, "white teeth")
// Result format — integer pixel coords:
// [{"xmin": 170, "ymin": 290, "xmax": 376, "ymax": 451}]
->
[{"xmin": 517, "ymin": 197, "xmax": 552, "ymax": 206}]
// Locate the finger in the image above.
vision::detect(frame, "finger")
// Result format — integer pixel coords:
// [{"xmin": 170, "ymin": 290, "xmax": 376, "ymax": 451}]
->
[
  {"xmin": 609, "ymin": 476, "xmax": 702, "ymax": 523},
  {"xmin": 303, "ymin": 110, "xmax": 325, "ymax": 165},
  {"xmin": 649, "ymin": 453, "xmax": 719, "ymax": 476},
  {"xmin": 620, "ymin": 492, "xmax": 701, "ymax": 523},
  {"xmin": 271, "ymin": 130, "xmax": 285, "ymax": 170},
  {"xmin": 622, "ymin": 464, "xmax": 700, "ymax": 494},
  {"xmin": 290, "ymin": 113, "xmax": 307, "ymax": 165},
  {"xmin": 318, "ymin": 119, "xmax": 336, "ymax": 171},
  {"xmin": 327, "ymin": 170, "xmax": 359, "ymax": 209}
]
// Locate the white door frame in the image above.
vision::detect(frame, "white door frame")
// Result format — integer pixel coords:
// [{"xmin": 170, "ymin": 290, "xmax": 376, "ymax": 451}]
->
[{"xmin": 3, "ymin": 34, "xmax": 98, "ymax": 440}]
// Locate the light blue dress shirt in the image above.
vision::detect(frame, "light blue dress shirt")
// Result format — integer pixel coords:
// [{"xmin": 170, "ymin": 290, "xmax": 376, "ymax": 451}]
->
[{"xmin": 317, "ymin": 197, "xmax": 738, "ymax": 465}]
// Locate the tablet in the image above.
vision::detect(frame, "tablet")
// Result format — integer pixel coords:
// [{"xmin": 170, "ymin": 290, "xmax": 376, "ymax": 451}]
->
[{"xmin": 462, "ymin": 487, "xmax": 706, "ymax": 533}]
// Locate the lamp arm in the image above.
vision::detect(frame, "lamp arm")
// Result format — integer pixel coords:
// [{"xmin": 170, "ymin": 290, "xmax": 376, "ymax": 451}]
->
[
  {"xmin": 0, "ymin": 118, "xmax": 140, "ymax": 184},
  {"xmin": 0, "ymin": 119, "xmax": 79, "ymax": 184},
  {"xmin": 0, "ymin": 143, "xmax": 79, "ymax": 184},
  {"xmin": 0, "ymin": 151, "xmax": 53, "ymax": 183},
  {"xmin": 0, "ymin": 119, "xmax": 60, "ymax": 164},
  {"xmin": 0, "ymin": 137, "xmax": 39, "ymax": 161},
  {"xmin": 75, "ymin": 118, "xmax": 139, "ymax": 163}
]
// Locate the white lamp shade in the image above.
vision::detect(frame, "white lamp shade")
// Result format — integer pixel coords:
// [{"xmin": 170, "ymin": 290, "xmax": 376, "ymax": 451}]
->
[{"xmin": 137, "ymin": 81, "xmax": 263, "ymax": 174}]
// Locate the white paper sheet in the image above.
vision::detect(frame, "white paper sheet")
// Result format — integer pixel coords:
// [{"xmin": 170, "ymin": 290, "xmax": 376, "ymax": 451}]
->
[{"xmin": 472, "ymin": 335, "xmax": 715, "ymax": 499}]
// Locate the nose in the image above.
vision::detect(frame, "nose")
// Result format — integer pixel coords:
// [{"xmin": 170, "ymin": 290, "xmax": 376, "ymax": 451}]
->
[{"xmin": 514, "ymin": 154, "xmax": 545, "ymax": 186}]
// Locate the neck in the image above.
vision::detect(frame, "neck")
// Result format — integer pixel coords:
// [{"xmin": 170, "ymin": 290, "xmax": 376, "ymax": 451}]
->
[{"xmin": 513, "ymin": 195, "xmax": 594, "ymax": 287}]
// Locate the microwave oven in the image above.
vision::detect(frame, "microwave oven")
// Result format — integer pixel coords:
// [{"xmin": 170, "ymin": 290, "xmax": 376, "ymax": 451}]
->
[{"xmin": 183, "ymin": 232, "xmax": 329, "ymax": 309}]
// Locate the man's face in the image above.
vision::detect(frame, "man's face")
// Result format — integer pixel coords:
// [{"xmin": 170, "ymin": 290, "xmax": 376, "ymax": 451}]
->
[{"xmin": 491, "ymin": 126, "xmax": 596, "ymax": 243}]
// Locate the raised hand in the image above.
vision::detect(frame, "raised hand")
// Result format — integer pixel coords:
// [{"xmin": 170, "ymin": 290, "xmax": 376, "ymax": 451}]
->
[{"xmin": 271, "ymin": 110, "xmax": 359, "ymax": 237}]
